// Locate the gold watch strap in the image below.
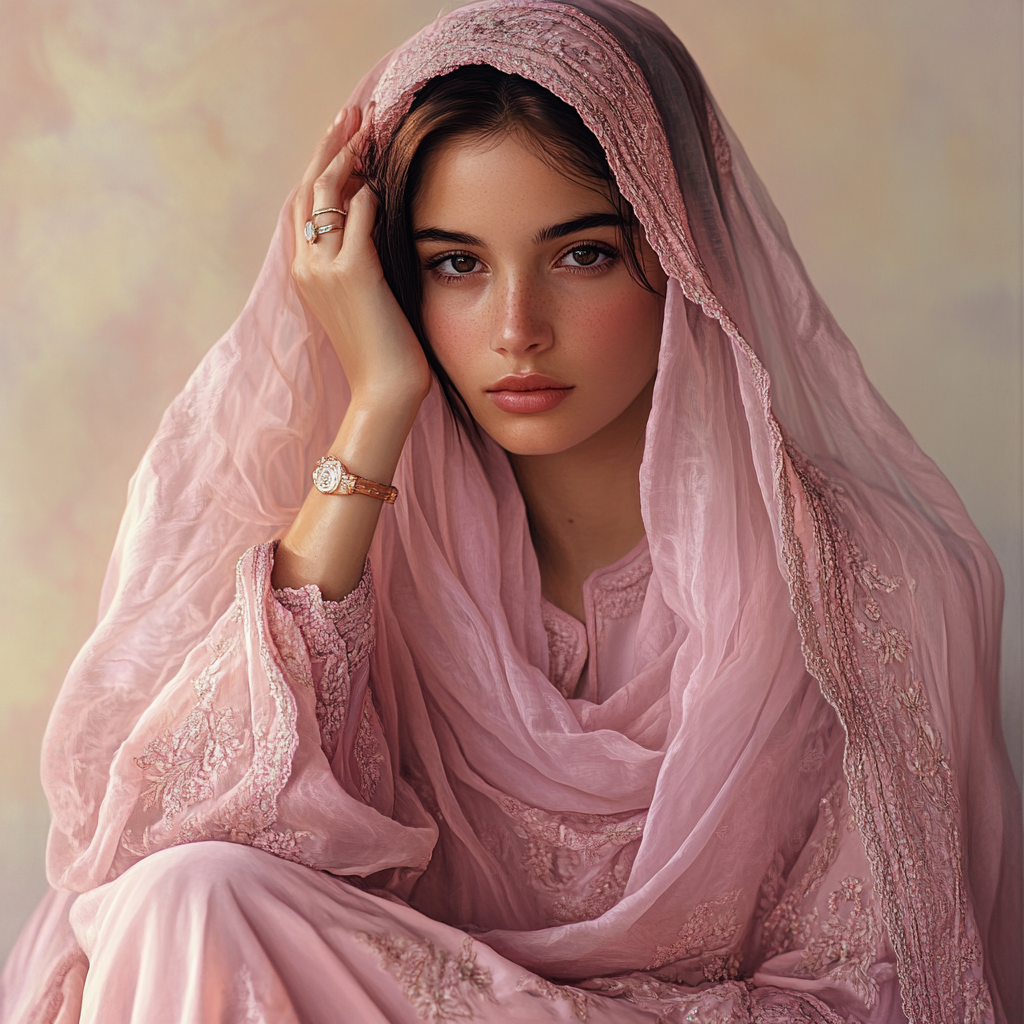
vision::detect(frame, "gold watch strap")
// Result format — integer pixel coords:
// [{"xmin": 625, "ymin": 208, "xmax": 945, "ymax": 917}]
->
[{"xmin": 351, "ymin": 475, "xmax": 398, "ymax": 504}]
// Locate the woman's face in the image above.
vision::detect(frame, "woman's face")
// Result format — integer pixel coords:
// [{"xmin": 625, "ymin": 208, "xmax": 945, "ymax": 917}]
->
[{"xmin": 413, "ymin": 134, "xmax": 667, "ymax": 457}]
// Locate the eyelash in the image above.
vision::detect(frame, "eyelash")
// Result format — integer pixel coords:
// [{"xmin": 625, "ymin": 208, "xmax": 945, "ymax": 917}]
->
[{"xmin": 425, "ymin": 241, "xmax": 620, "ymax": 283}]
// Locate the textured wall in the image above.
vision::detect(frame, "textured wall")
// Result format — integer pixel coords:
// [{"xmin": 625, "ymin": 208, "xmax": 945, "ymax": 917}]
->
[{"xmin": 1, "ymin": 0, "xmax": 1020, "ymax": 959}]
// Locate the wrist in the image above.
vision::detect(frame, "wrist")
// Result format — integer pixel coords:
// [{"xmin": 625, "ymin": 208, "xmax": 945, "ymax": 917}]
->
[
  {"xmin": 328, "ymin": 393, "xmax": 423, "ymax": 485},
  {"xmin": 347, "ymin": 381, "xmax": 427, "ymax": 424}
]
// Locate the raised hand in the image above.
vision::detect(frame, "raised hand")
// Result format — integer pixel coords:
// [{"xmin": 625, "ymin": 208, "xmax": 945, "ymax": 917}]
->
[
  {"xmin": 290, "ymin": 105, "xmax": 431, "ymax": 408},
  {"xmin": 274, "ymin": 106, "xmax": 432, "ymax": 600}
]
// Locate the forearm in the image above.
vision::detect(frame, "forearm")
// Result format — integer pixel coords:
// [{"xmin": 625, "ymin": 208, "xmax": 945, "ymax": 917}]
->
[{"xmin": 272, "ymin": 394, "xmax": 419, "ymax": 600}]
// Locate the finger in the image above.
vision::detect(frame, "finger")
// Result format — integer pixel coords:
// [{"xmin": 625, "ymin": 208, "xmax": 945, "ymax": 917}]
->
[
  {"xmin": 292, "ymin": 107, "xmax": 359, "ymax": 250},
  {"xmin": 306, "ymin": 106, "xmax": 360, "ymax": 189},
  {"xmin": 308, "ymin": 145, "xmax": 360, "ymax": 257},
  {"xmin": 339, "ymin": 184, "xmax": 380, "ymax": 261}
]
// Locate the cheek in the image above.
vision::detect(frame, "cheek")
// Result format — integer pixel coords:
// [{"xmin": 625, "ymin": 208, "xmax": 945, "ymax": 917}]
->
[
  {"xmin": 564, "ymin": 284, "xmax": 663, "ymax": 380},
  {"xmin": 420, "ymin": 289, "xmax": 487, "ymax": 386}
]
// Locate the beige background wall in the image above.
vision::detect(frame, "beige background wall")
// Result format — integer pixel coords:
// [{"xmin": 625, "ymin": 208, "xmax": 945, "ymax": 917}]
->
[{"xmin": 1, "ymin": 0, "xmax": 1020, "ymax": 959}]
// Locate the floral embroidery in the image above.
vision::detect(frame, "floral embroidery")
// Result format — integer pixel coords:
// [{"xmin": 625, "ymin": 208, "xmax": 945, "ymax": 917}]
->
[
  {"xmin": 581, "ymin": 975, "xmax": 751, "ymax": 1022},
  {"xmin": 760, "ymin": 782, "xmax": 843, "ymax": 960},
  {"xmin": 798, "ymin": 735, "xmax": 827, "ymax": 774},
  {"xmin": 265, "ymin": 598, "xmax": 313, "ymax": 690},
  {"xmin": 748, "ymin": 987, "xmax": 847, "ymax": 1023},
  {"xmin": 580, "ymin": 975, "xmax": 846, "ymax": 1024},
  {"xmin": 516, "ymin": 976, "xmax": 590, "ymax": 1021},
  {"xmin": 129, "ymin": 546, "xmax": 305, "ymax": 862},
  {"xmin": 499, "ymin": 795, "xmax": 644, "ymax": 922},
  {"xmin": 249, "ymin": 827, "xmax": 311, "ymax": 864},
  {"xmin": 549, "ymin": 846, "xmax": 636, "ymax": 923},
  {"xmin": 846, "ymin": 541, "xmax": 902, "ymax": 594},
  {"xmin": 356, "ymin": 932, "xmax": 493, "ymax": 1021},
  {"xmin": 542, "ymin": 604, "xmax": 586, "ymax": 698},
  {"xmin": 591, "ymin": 553, "xmax": 652, "ymax": 644},
  {"xmin": 274, "ymin": 563, "xmax": 375, "ymax": 751},
  {"xmin": 963, "ymin": 978, "xmax": 995, "ymax": 1024},
  {"xmin": 647, "ymin": 889, "xmax": 742, "ymax": 974},
  {"xmin": 779, "ymin": 443, "xmax": 992, "ymax": 1020},
  {"xmin": 134, "ymin": 636, "xmax": 243, "ymax": 821},
  {"xmin": 857, "ymin": 621, "xmax": 910, "ymax": 665},
  {"xmin": 796, "ymin": 876, "xmax": 882, "ymax": 1008},
  {"xmin": 355, "ymin": 693, "xmax": 386, "ymax": 801}
]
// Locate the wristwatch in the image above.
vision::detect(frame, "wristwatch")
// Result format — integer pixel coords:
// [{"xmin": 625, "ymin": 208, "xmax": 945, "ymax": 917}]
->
[{"xmin": 311, "ymin": 456, "xmax": 398, "ymax": 504}]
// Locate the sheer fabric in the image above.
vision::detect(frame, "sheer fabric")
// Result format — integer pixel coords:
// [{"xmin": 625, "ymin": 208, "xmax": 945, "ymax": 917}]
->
[{"xmin": 1, "ymin": 1, "xmax": 1019, "ymax": 1022}]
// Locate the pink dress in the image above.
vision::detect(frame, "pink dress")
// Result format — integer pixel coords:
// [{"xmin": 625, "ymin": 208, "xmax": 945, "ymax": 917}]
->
[
  {"xmin": 3, "ymin": 1, "xmax": 1018, "ymax": 1020},
  {"xmin": 2, "ymin": 542, "xmax": 904, "ymax": 1023}
]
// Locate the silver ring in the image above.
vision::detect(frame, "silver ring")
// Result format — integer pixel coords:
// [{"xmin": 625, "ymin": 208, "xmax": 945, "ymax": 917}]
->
[
  {"xmin": 311, "ymin": 207, "xmax": 346, "ymax": 219},
  {"xmin": 304, "ymin": 220, "xmax": 344, "ymax": 244}
]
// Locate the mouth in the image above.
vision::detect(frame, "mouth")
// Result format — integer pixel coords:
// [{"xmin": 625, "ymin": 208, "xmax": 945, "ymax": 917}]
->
[{"xmin": 485, "ymin": 374, "xmax": 574, "ymax": 414}]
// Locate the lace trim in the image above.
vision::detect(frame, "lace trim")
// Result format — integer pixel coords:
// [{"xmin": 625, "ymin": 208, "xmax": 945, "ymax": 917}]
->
[
  {"xmin": 356, "ymin": 932, "xmax": 493, "ymax": 1021},
  {"xmin": 779, "ymin": 444, "xmax": 990, "ymax": 1020},
  {"xmin": 273, "ymin": 560, "xmax": 375, "ymax": 664}
]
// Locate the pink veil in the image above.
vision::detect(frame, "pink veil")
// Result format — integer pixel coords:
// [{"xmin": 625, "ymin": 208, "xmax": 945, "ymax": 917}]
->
[{"xmin": 27, "ymin": 1, "xmax": 1020, "ymax": 1021}]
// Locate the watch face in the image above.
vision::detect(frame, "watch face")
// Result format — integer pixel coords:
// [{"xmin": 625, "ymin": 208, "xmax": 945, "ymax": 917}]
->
[{"xmin": 313, "ymin": 458, "xmax": 344, "ymax": 494}]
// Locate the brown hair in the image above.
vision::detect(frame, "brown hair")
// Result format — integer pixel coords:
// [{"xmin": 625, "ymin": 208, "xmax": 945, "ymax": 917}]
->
[{"xmin": 363, "ymin": 64, "xmax": 654, "ymax": 428}]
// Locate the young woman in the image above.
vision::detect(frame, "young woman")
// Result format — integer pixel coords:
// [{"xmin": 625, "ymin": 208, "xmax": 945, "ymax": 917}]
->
[{"xmin": 2, "ymin": 1, "xmax": 1020, "ymax": 1021}]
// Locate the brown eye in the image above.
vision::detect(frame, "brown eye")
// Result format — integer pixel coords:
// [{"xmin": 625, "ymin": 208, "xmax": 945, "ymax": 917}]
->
[
  {"xmin": 436, "ymin": 254, "xmax": 478, "ymax": 275},
  {"xmin": 559, "ymin": 245, "xmax": 613, "ymax": 270}
]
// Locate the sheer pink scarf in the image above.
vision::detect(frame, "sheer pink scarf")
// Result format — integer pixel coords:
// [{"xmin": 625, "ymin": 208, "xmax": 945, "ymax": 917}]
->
[{"xmin": 37, "ymin": 2, "xmax": 1020, "ymax": 1020}]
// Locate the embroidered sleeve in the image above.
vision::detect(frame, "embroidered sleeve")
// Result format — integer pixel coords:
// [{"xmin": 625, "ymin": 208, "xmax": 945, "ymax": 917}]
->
[
  {"xmin": 269, "ymin": 559, "xmax": 391, "ymax": 812},
  {"xmin": 271, "ymin": 563, "xmax": 375, "ymax": 756},
  {"xmin": 273, "ymin": 563, "xmax": 376, "ymax": 668},
  {"xmin": 95, "ymin": 543, "xmax": 423, "ymax": 886}
]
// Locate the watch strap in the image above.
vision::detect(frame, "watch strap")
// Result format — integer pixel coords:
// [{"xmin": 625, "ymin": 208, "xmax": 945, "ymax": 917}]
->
[{"xmin": 350, "ymin": 475, "xmax": 399, "ymax": 503}]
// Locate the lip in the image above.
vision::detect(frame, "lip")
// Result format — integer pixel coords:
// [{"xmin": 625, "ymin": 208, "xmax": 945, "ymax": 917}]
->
[{"xmin": 485, "ymin": 374, "xmax": 574, "ymax": 414}]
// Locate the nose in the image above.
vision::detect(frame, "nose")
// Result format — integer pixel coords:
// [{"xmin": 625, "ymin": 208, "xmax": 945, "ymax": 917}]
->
[{"xmin": 489, "ymin": 276, "xmax": 553, "ymax": 357}]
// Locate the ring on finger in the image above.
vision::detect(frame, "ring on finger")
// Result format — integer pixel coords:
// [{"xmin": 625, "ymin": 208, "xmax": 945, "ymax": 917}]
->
[
  {"xmin": 311, "ymin": 207, "xmax": 346, "ymax": 219},
  {"xmin": 304, "ymin": 220, "xmax": 344, "ymax": 244}
]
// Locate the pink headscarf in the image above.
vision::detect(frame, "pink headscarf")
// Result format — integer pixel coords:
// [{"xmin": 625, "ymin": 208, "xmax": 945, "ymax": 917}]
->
[{"xmin": 36, "ymin": 1, "xmax": 1020, "ymax": 1020}]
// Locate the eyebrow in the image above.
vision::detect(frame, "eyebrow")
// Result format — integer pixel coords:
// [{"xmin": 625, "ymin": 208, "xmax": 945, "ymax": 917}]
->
[
  {"xmin": 413, "ymin": 213, "xmax": 623, "ymax": 248},
  {"xmin": 535, "ymin": 213, "xmax": 622, "ymax": 244}
]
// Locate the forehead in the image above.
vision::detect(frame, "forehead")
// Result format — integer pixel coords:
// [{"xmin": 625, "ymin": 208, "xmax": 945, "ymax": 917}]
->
[{"xmin": 413, "ymin": 134, "xmax": 617, "ymax": 230}]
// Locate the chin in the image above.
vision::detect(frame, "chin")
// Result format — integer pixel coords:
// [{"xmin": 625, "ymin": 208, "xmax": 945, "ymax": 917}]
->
[{"xmin": 474, "ymin": 418, "xmax": 591, "ymax": 457}]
